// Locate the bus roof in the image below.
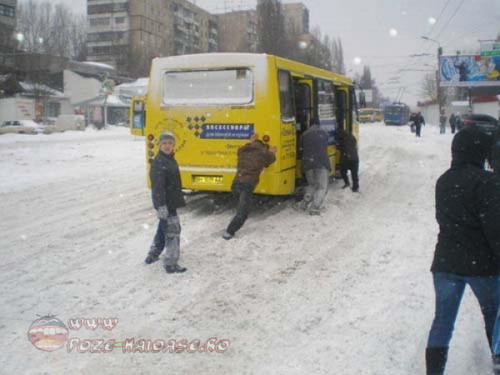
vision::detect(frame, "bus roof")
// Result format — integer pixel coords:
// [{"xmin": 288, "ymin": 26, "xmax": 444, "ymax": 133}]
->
[{"xmin": 151, "ymin": 53, "xmax": 353, "ymax": 87}]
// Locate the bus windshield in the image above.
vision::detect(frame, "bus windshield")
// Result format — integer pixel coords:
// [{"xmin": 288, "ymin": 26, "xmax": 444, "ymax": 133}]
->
[{"xmin": 163, "ymin": 69, "xmax": 254, "ymax": 106}]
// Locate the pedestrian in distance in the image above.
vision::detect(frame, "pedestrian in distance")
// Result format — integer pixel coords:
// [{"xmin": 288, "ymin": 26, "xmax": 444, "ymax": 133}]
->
[
  {"xmin": 337, "ymin": 128, "xmax": 360, "ymax": 193},
  {"xmin": 456, "ymin": 114, "xmax": 464, "ymax": 131},
  {"xmin": 439, "ymin": 111, "xmax": 447, "ymax": 134},
  {"xmin": 414, "ymin": 111, "xmax": 425, "ymax": 137},
  {"xmin": 293, "ymin": 124, "xmax": 331, "ymax": 215},
  {"xmin": 425, "ymin": 125, "xmax": 500, "ymax": 375},
  {"xmin": 449, "ymin": 113, "xmax": 457, "ymax": 134},
  {"xmin": 144, "ymin": 131, "xmax": 187, "ymax": 274},
  {"xmin": 410, "ymin": 113, "xmax": 417, "ymax": 133},
  {"xmin": 222, "ymin": 133, "xmax": 277, "ymax": 240}
]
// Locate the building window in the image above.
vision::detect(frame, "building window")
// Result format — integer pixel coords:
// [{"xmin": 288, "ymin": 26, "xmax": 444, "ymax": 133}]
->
[
  {"xmin": 0, "ymin": 4, "xmax": 15, "ymax": 17},
  {"xmin": 45, "ymin": 102, "xmax": 61, "ymax": 118},
  {"xmin": 88, "ymin": 3, "xmax": 129, "ymax": 15},
  {"xmin": 90, "ymin": 46, "xmax": 111, "ymax": 54},
  {"xmin": 89, "ymin": 17, "xmax": 110, "ymax": 26},
  {"xmin": 115, "ymin": 17, "xmax": 125, "ymax": 24},
  {"xmin": 87, "ymin": 31, "xmax": 127, "ymax": 42}
]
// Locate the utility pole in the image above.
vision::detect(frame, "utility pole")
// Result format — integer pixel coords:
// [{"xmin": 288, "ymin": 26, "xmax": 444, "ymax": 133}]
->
[{"xmin": 422, "ymin": 36, "xmax": 443, "ymax": 117}]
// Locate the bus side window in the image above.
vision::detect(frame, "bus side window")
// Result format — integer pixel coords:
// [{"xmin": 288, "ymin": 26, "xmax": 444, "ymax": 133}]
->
[
  {"xmin": 278, "ymin": 70, "xmax": 295, "ymax": 123},
  {"xmin": 294, "ymin": 83, "xmax": 311, "ymax": 132},
  {"xmin": 351, "ymin": 87, "xmax": 358, "ymax": 127},
  {"xmin": 317, "ymin": 80, "xmax": 336, "ymax": 126},
  {"xmin": 336, "ymin": 90, "xmax": 347, "ymax": 131}
]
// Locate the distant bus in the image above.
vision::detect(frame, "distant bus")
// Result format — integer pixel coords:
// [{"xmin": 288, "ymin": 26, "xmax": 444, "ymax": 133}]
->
[
  {"xmin": 131, "ymin": 53, "xmax": 359, "ymax": 195},
  {"xmin": 359, "ymin": 107, "xmax": 382, "ymax": 123},
  {"xmin": 384, "ymin": 103, "xmax": 410, "ymax": 125}
]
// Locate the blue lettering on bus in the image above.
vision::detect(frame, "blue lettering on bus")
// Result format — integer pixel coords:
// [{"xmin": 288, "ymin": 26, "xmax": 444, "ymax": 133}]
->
[{"xmin": 201, "ymin": 124, "xmax": 254, "ymax": 140}]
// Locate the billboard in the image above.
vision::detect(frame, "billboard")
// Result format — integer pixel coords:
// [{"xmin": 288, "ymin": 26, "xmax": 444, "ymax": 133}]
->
[
  {"xmin": 357, "ymin": 89, "xmax": 373, "ymax": 107},
  {"xmin": 439, "ymin": 54, "xmax": 500, "ymax": 87}
]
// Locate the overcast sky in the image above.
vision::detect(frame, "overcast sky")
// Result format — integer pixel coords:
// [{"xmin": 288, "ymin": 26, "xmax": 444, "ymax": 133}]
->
[{"xmin": 30, "ymin": 0, "xmax": 500, "ymax": 106}]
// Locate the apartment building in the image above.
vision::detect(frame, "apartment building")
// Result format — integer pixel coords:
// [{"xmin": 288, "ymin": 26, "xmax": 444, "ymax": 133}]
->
[
  {"xmin": 0, "ymin": 0, "xmax": 16, "ymax": 53},
  {"xmin": 86, "ymin": 0, "xmax": 218, "ymax": 76},
  {"xmin": 282, "ymin": 2, "xmax": 309, "ymax": 35},
  {"xmin": 217, "ymin": 9, "xmax": 257, "ymax": 53}
]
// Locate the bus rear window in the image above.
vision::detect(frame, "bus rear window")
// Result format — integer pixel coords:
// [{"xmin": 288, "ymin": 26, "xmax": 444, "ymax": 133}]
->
[{"xmin": 163, "ymin": 69, "xmax": 253, "ymax": 106}]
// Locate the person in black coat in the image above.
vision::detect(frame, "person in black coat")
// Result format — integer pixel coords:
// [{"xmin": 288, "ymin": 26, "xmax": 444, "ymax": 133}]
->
[
  {"xmin": 426, "ymin": 125, "xmax": 500, "ymax": 375},
  {"xmin": 414, "ymin": 112, "xmax": 425, "ymax": 137},
  {"xmin": 449, "ymin": 113, "xmax": 457, "ymax": 134},
  {"xmin": 145, "ymin": 131, "xmax": 187, "ymax": 274},
  {"xmin": 337, "ymin": 128, "xmax": 359, "ymax": 192}
]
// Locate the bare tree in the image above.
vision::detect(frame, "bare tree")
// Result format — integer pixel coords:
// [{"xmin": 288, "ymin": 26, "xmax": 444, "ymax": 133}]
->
[
  {"xmin": 17, "ymin": 0, "xmax": 87, "ymax": 60},
  {"xmin": 256, "ymin": 0, "xmax": 288, "ymax": 57},
  {"xmin": 419, "ymin": 73, "xmax": 437, "ymax": 101}
]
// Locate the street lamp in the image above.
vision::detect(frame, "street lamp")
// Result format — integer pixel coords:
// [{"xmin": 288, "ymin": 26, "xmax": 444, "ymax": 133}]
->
[
  {"xmin": 421, "ymin": 36, "xmax": 444, "ymax": 117},
  {"xmin": 15, "ymin": 32, "xmax": 25, "ymax": 43}
]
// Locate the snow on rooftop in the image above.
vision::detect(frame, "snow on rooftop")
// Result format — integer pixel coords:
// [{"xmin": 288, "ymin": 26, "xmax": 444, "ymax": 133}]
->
[
  {"xmin": 80, "ymin": 61, "xmax": 116, "ymax": 70},
  {"xmin": 19, "ymin": 82, "xmax": 66, "ymax": 98}
]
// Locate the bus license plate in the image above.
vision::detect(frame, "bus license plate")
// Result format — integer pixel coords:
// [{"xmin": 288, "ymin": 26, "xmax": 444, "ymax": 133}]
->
[{"xmin": 193, "ymin": 175, "xmax": 223, "ymax": 184}]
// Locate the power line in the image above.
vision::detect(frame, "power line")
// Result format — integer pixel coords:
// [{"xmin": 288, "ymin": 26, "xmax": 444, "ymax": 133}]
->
[
  {"xmin": 427, "ymin": 0, "xmax": 455, "ymax": 39},
  {"xmin": 435, "ymin": 0, "xmax": 466, "ymax": 39}
]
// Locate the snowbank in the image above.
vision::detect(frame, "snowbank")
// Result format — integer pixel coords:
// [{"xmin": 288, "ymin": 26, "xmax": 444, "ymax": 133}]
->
[{"xmin": 0, "ymin": 123, "xmax": 492, "ymax": 374}]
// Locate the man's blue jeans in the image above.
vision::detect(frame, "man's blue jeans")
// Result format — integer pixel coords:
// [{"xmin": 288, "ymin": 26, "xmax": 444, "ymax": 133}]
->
[
  {"xmin": 493, "ymin": 285, "xmax": 500, "ymax": 356},
  {"xmin": 427, "ymin": 272, "xmax": 499, "ymax": 349}
]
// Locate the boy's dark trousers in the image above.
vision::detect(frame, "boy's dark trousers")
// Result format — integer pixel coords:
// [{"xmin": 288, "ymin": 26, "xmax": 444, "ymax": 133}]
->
[
  {"xmin": 416, "ymin": 124, "xmax": 422, "ymax": 137},
  {"xmin": 150, "ymin": 214, "xmax": 181, "ymax": 266},
  {"xmin": 340, "ymin": 160, "xmax": 359, "ymax": 190},
  {"xmin": 226, "ymin": 182, "xmax": 253, "ymax": 235}
]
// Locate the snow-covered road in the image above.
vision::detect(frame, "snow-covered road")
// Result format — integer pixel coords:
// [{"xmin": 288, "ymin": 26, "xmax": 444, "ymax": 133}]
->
[{"xmin": 0, "ymin": 124, "xmax": 493, "ymax": 374}]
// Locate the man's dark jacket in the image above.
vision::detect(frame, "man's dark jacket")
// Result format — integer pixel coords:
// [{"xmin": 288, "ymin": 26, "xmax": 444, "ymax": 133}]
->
[
  {"xmin": 432, "ymin": 126, "xmax": 500, "ymax": 276},
  {"xmin": 233, "ymin": 140, "xmax": 276, "ymax": 188},
  {"xmin": 150, "ymin": 151, "xmax": 186, "ymax": 210},
  {"xmin": 300, "ymin": 125, "xmax": 331, "ymax": 171},
  {"xmin": 337, "ymin": 130, "xmax": 359, "ymax": 162},
  {"xmin": 414, "ymin": 113, "xmax": 425, "ymax": 127}
]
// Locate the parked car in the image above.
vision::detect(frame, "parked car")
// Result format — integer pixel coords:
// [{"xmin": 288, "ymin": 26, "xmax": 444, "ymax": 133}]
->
[
  {"xmin": 460, "ymin": 113, "xmax": 499, "ymax": 136},
  {"xmin": 0, "ymin": 120, "xmax": 40, "ymax": 135},
  {"xmin": 42, "ymin": 115, "xmax": 85, "ymax": 134}
]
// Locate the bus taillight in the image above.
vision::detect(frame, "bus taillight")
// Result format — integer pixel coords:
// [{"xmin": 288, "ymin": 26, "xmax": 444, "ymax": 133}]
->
[
  {"xmin": 262, "ymin": 135, "xmax": 270, "ymax": 143},
  {"xmin": 147, "ymin": 134, "xmax": 155, "ymax": 141}
]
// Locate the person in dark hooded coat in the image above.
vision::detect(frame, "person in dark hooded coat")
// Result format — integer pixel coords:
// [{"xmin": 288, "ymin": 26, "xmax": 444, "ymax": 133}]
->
[{"xmin": 426, "ymin": 125, "xmax": 500, "ymax": 375}]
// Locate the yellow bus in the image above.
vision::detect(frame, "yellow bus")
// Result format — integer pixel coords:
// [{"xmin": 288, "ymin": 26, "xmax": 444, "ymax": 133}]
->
[
  {"xmin": 359, "ymin": 107, "xmax": 382, "ymax": 123},
  {"xmin": 131, "ymin": 53, "xmax": 358, "ymax": 196}
]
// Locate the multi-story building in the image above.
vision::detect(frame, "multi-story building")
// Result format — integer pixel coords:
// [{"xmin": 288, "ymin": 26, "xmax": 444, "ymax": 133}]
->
[
  {"xmin": 282, "ymin": 2, "xmax": 309, "ymax": 35},
  {"xmin": 217, "ymin": 9, "xmax": 257, "ymax": 53},
  {"xmin": 0, "ymin": 0, "xmax": 17, "ymax": 53},
  {"xmin": 170, "ymin": 0, "xmax": 218, "ymax": 55},
  {"xmin": 86, "ymin": 0, "xmax": 218, "ymax": 77}
]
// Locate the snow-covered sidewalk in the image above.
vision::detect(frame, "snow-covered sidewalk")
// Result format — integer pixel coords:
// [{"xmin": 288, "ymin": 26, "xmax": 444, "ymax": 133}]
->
[{"xmin": 0, "ymin": 124, "xmax": 492, "ymax": 374}]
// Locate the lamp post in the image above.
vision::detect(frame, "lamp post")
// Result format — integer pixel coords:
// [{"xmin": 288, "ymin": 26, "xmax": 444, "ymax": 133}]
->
[{"xmin": 421, "ymin": 36, "xmax": 443, "ymax": 117}]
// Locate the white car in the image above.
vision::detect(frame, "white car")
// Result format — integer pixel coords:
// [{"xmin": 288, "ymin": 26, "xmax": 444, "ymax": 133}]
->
[
  {"xmin": 42, "ymin": 115, "xmax": 86, "ymax": 134},
  {"xmin": 0, "ymin": 120, "xmax": 41, "ymax": 135}
]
